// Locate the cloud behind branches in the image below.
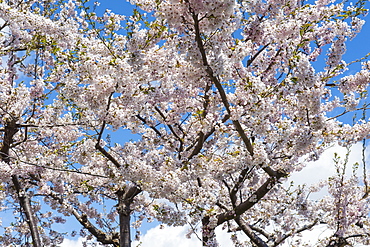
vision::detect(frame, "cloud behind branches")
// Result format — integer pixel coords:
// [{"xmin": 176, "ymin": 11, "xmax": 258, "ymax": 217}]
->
[{"xmin": 59, "ymin": 143, "xmax": 370, "ymax": 247}]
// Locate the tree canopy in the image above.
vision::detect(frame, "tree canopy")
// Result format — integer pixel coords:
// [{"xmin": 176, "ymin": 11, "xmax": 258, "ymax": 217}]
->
[{"xmin": 0, "ymin": 0, "xmax": 370, "ymax": 246}]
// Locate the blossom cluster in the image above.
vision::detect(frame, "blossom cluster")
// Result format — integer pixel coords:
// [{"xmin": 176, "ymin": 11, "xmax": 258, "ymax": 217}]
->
[{"xmin": 0, "ymin": 0, "xmax": 369, "ymax": 246}]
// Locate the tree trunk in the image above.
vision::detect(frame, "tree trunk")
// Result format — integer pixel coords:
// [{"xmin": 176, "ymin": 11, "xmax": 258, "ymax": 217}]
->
[
  {"xmin": 202, "ymin": 216, "xmax": 217, "ymax": 246},
  {"xmin": 0, "ymin": 120, "xmax": 41, "ymax": 247},
  {"xmin": 12, "ymin": 175, "xmax": 42, "ymax": 247},
  {"xmin": 202, "ymin": 216, "xmax": 210, "ymax": 246},
  {"xmin": 116, "ymin": 186, "xmax": 141, "ymax": 247},
  {"xmin": 118, "ymin": 199, "xmax": 131, "ymax": 247},
  {"xmin": 234, "ymin": 216, "xmax": 268, "ymax": 247},
  {"xmin": 326, "ymin": 236, "xmax": 348, "ymax": 247}
]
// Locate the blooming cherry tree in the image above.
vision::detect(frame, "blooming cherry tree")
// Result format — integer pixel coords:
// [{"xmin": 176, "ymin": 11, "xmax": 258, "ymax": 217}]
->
[{"xmin": 1, "ymin": 0, "xmax": 370, "ymax": 246}]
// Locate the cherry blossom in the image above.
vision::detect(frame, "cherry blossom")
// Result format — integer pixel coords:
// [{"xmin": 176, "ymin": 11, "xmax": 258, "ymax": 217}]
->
[{"xmin": 0, "ymin": 0, "xmax": 370, "ymax": 246}]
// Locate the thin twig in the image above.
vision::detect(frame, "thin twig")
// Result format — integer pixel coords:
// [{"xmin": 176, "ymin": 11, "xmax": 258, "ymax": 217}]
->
[{"xmin": 6, "ymin": 156, "xmax": 109, "ymax": 178}]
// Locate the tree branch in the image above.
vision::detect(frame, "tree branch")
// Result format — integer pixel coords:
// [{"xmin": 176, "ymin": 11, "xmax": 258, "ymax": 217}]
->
[
  {"xmin": 135, "ymin": 114, "xmax": 162, "ymax": 137},
  {"xmin": 12, "ymin": 175, "xmax": 42, "ymax": 247},
  {"xmin": 191, "ymin": 12, "xmax": 280, "ymax": 178},
  {"xmin": 95, "ymin": 143, "xmax": 121, "ymax": 169},
  {"xmin": 6, "ymin": 156, "xmax": 109, "ymax": 178},
  {"xmin": 273, "ymin": 219, "xmax": 319, "ymax": 246},
  {"xmin": 246, "ymin": 44, "xmax": 270, "ymax": 67},
  {"xmin": 50, "ymin": 193, "xmax": 119, "ymax": 246},
  {"xmin": 234, "ymin": 216, "xmax": 269, "ymax": 247},
  {"xmin": 217, "ymin": 172, "xmax": 286, "ymax": 226},
  {"xmin": 1, "ymin": 120, "xmax": 42, "ymax": 247},
  {"xmin": 116, "ymin": 186, "xmax": 141, "ymax": 247},
  {"xmin": 154, "ymin": 106, "xmax": 183, "ymax": 147}
]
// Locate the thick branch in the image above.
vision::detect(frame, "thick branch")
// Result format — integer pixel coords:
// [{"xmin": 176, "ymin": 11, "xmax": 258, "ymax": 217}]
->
[
  {"xmin": 229, "ymin": 168, "xmax": 250, "ymax": 207},
  {"xmin": 201, "ymin": 216, "xmax": 217, "ymax": 246},
  {"xmin": 190, "ymin": 12, "xmax": 290, "ymax": 233},
  {"xmin": 12, "ymin": 175, "xmax": 42, "ymax": 247},
  {"xmin": 1, "ymin": 120, "xmax": 41, "ymax": 246},
  {"xmin": 249, "ymin": 224, "xmax": 272, "ymax": 240},
  {"xmin": 186, "ymin": 113, "xmax": 230, "ymax": 160},
  {"xmin": 50, "ymin": 193, "xmax": 119, "ymax": 246},
  {"xmin": 0, "ymin": 120, "xmax": 18, "ymax": 163},
  {"xmin": 217, "ymin": 172, "xmax": 285, "ymax": 226},
  {"xmin": 95, "ymin": 119, "xmax": 122, "ymax": 169},
  {"xmin": 116, "ymin": 186, "xmax": 141, "ymax": 247},
  {"xmin": 234, "ymin": 216, "xmax": 268, "ymax": 247},
  {"xmin": 326, "ymin": 236, "xmax": 348, "ymax": 247},
  {"xmin": 191, "ymin": 13, "xmax": 281, "ymax": 179},
  {"xmin": 189, "ymin": 131, "xmax": 205, "ymax": 157},
  {"xmin": 79, "ymin": 214, "xmax": 119, "ymax": 246},
  {"xmin": 192, "ymin": 13, "xmax": 254, "ymax": 155},
  {"xmin": 95, "ymin": 143, "xmax": 121, "ymax": 169}
]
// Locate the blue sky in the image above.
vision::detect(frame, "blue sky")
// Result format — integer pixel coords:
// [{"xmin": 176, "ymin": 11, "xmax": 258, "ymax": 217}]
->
[
  {"xmin": 70, "ymin": 0, "xmax": 370, "ymax": 243},
  {"xmin": 2, "ymin": 0, "xmax": 370, "ymax": 246}
]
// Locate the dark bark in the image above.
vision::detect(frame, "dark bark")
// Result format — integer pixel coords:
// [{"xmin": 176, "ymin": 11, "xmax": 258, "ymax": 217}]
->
[
  {"xmin": 96, "ymin": 121, "xmax": 142, "ymax": 246},
  {"xmin": 234, "ymin": 216, "xmax": 269, "ymax": 247},
  {"xmin": 217, "ymin": 173, "xmax": 285, "ymax": 226},
  {"xmin": 49, "ymin": 193, "xmax": 120, "ymax": 246},
  {"xmin": 190, "ymin": 11, "xmax": 290, "ymax": 246},
  {"xmin": 326, "ymin": 236, "xmax": 348, "ymax": 247},
  {"xmin": 116, "ymin": 186, "xmax": 141, "ymax": 247},
  {"xmin": 273, "ymin": 220, "xmax": 319, "ymax": 246},
  {"xmin": 202, "ymin": 216, "xmax": 216, "ymax": 246},
  {"xmin": 11, "ymin": 175, "xmax": 42, "ymax": 247},
  {"xmin": 202, "ymin": 216, "xmax": 209, "ymax": 246},
  {"xmin": 0, "ymin": 120, "xmax": 41, "ymax": 247}
]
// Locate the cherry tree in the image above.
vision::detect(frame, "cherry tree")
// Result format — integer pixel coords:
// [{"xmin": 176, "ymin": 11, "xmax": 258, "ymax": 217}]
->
[
  {"xmin": 0, "ymin": 1, "xmax": 94, "ymax": 245},
  {"xmin": 1, "ymin": 0, "xmax": 370, "ymax": 246}
]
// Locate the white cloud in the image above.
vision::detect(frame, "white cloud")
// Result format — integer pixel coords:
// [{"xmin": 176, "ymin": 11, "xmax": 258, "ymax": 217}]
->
[
  {"xmin": 282, "ymin": 224, "xmax": 368, "ymax": 247},
  {"xmin": 287, "ymin": 142, "xmax": 368, "ymax": 199},
  {"xmin": 131, "ymin": 223, "xmax": 367, "ymax": 247},
  {"xmin": 281, "ymin": 224, "xmax": 334, "ymax": 246},
  {"xmin": 131, "ymin": 223, "xmax": 254, "ymax": 247},
  {"xmin": 59, "ymin": 237, "xmax": 84, "ymax": 247},
  {"xmin": 132, "ymin": 225, "xmax": 200, "ymax": 247},
  {"xmin": 58, "ymin": 237, "xmax": 106, "ymax": 247},
  {"xmin": 60, "ymin": 143, "xmax": 370, "ymax": 247},
  {"xmin": 59, "ymin": 225, "xmax": 247, "ymax": 247},
  {"xmin": 129, "ymin": 143, "xmax": 370, "ymax": 247}
]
